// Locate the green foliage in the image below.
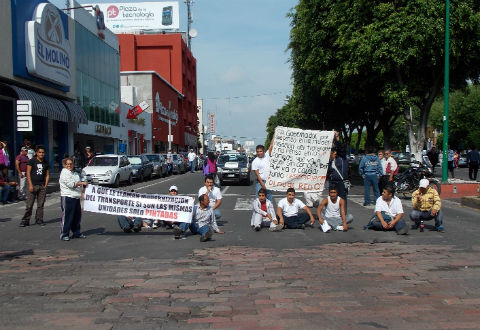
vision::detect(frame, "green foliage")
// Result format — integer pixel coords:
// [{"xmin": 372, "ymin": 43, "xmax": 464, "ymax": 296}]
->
[
  {"xmin": 430, "ymin": 85, "xmax": 480, "ymax": 149},
  {"xmin": 282, "ymin": 0, "xmax": 480, "ymax": 151}
]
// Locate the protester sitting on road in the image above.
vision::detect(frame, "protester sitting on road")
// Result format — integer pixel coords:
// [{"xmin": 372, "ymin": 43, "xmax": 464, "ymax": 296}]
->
[
  {"xmin": 277, "ymin": 188, "xmax": 316, "ymax": 229},
  {"xmin": 173, "ymin": 194, "xmax": 225, "ymax": 241},
  {"xmin": 117, "ymin": 216, "xmax": 144, "ymax": 233},
  {"xmin": 410, "ymin": 179, "xmax": 444, "ymax": 232},
  {"xmin": 364, "ymin": 184, "xmax": 408, "ymax": 235},
  {"xmin": 359, "ymin": 146, "xmax": 383, "ymax": 206},
  {"xmin": 317, "ymin": 185, "xmax": 353, "ymax": 232},
  {"xmin": 153, "ymin": 185, "xmax": 178, "ymax": 229},
  {"xmin": 0, "ymin": 164, "xmax": 16, "ymax": 204},
  {"xmin": 251, "ymin": 188, "xmax": 282, "ymax": 232},
  {"xmin": 198, "ymin": 175, "xmax": 222, "ymax": 219},
  {"xmin": 59, "ymin": 158, "xmax": 88, "ymax": 241}
]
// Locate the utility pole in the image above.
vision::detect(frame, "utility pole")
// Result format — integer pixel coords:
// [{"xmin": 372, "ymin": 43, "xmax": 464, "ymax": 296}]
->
[
  {"xmin": 184, "ymin": 0, "xmax": 194, "ymax": 50},
  {"xmin": 442, "ymin": 0, "xmax": 450, "ymax": 183}
]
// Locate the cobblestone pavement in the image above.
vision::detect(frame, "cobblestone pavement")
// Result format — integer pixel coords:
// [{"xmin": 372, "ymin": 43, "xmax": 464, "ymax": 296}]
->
[{"xmin": 1, "ymin": 243, "xmax": 480, "ymax": 330}]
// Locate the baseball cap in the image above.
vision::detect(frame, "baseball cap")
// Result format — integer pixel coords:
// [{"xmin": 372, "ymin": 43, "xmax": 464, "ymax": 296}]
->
[
  {"xmin": 21, "ymin": 147, "xmax": 27, "ymax": 151},
  {"xmin": 419, "ymin": 179, "xmax": 429, "ymax": 188},
  {"xmin": 85, "ymin": 146, "xmax": 91, "ymax": 150},
  {"xmin": 169, "ymin": 185, "xmax": 178, "ymax": 192}
]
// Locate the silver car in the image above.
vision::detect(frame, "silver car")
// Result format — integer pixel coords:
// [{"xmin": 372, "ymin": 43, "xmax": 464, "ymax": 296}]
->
[
  {"xmin": 143, "ymin": 154, "xmax": 168, "ymax": 177},
  {"xmin": 82, "ymin": 155, "xmax": 133, "ymax": 187}
]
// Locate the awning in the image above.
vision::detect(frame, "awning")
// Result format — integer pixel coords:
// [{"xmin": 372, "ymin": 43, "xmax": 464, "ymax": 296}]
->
[
  {"xmin": 8, "ymin": 85, "xmax": 69, "ymax": 122},
  {"xmin": 61, "ymin": 100, "xmax": 88, "ymax": 124}
]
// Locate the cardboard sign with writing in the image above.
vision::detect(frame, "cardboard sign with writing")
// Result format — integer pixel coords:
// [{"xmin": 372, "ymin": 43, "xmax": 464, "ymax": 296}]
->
[{"xmin": 266, "ymin": 126, "xmax": 334, "ymax": 192}]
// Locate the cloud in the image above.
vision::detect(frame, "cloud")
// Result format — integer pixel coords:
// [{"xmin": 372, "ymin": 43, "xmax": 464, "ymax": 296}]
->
[{"xmin": 218, "ymin": 65, "xmax": 251, "ymax": 85}]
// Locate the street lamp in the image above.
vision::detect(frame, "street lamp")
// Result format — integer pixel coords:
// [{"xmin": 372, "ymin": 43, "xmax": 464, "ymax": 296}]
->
[{"xmin": 442, "ymin": 0, "xmax": 450, "ymax": 183}]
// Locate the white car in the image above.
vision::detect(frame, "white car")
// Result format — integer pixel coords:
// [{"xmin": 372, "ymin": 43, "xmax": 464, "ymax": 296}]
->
[{"xmin": 82, "ymin": 155, "xmax": 133, "ymax": 187}]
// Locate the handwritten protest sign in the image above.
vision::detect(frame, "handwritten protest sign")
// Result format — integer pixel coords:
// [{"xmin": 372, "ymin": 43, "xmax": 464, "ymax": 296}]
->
[
  {"xmin": 83, "ymin": 185, "xmax": 194, "ymax": 223},
  {"xmin": 266, "ymin": 126, "xmax": 334, "ymax": 192}
]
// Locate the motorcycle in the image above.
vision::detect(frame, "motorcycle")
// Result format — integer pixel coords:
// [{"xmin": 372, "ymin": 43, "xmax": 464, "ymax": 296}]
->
[{"xmin": 393, "ymin": 161, "xmax": 441, "ymax": 196}]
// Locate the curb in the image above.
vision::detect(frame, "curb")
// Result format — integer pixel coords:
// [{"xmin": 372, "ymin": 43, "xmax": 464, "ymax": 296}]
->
[{"xmin": 461, "ymin": 196, "xmax": 480, "ymax": 210}]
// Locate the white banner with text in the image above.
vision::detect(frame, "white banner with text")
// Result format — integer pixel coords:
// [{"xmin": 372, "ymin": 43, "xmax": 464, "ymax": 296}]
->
[
  {"xmin": 266, "ymin": 127, "xmax": 334, "ymax": 192},
  {"xmin": 83, "ymin": 185, "xmax": 194, "ymax": 223}
]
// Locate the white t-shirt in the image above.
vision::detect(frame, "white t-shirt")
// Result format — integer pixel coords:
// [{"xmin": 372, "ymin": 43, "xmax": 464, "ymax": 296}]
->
[
  {"xmin": 251, "ymin": 151, "xmax": 270, "ymax": 181},
  {"xmin": 375, "ymin": 196, "xmax": 404, "ymax": 218},
  {"xmin": 278, "ymin": 197, "xmax": 306, "ymax": 217},
  {"xmin": 324, "ymin": 196, "xmax": 341, "ymax": 218},
  {"xmin": 188, "ymin": 152, "xmax": 196, "ymax": 162},
  {"xmin": 381, "ymin": 157, "xmax": 398, "ymax": 175},
  {"xmin": 198, "ymin": 186, "xmax": 222, "ymax": 208}
]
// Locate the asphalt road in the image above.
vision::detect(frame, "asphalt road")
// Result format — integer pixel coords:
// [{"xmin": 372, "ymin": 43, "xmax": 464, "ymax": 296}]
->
[
  {"xmin": 1, "ymin": 170, "xmax": 480, "ymax": 330},
  {"xmin": 1, "ymin": 170, "xmax": 478, "ymax": 262}
]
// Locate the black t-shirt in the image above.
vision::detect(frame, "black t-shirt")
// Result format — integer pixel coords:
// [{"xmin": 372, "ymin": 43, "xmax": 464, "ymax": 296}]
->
[{"xmin": 28, "ymin": 158, "xmax": 49, "ymax": 186}]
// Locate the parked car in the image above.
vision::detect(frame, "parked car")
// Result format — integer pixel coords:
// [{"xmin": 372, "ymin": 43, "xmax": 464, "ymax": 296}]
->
[
  {"xmin": 457, "ymin": 155, "xmax": 468, "ymax": 168},
  {"xmin": 162, "ymin": 153, "xmax": 187, "ymax": 174},
  {"xmin": 179, "ymin": 153, "xmax": 190, "ymax": 171},
  {"xmin": 143, "ymin": 154, "xmax": 168, "ymax": 177},
  {"xmin": 82, "ymin": 155, "xmax": 132, "ymax": 187},
  {"xmin": 391, "ymin": 151, "xmax": 411, "ymax": 165},
  {"xmin": 128, "ymin": 155, "xmax": 154, "ymax": 181},
  {"xmin": 216, "ymin": 152, "xmax": 250, "ymax": 185}
]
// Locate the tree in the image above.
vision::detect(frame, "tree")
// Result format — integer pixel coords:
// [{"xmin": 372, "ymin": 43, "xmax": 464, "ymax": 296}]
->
[
  {"xmin": 430, "ymin": 84, "xmax": 480, "ymax": 150},
  {"xmin": 286, "ymin": 0, "xmax": 480, "ymax": 159}
]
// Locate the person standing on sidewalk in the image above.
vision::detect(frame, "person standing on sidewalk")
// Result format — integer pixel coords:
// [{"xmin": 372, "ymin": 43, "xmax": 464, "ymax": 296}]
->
[
  {"xmin": 187, "ymin": 149, "xmax": 196, "ymax": 173},
  {"xmin": 59, "ymin": 158, "xmax": 88, "ymax": 241},
  {"xmin": 358, "ymin": 146, "xmax": 383, "ymax": 206},
  {"xmin": 252, "ymin": 140, "xmax": 274, "ymax": 202},
  {"xmin": 447, "ymin": 147, "xmax": 455, "ymax": 178},
  {"xmin": 15, "ymin": 147, "xmax": 29, "ymax": 200},
  {"xmin": 467, "ymin": 145, "xmax": 479, "ymax": 181},
  {"xmin": 19, "ymin": 145, "xmax": 50, "ymax": 227}
]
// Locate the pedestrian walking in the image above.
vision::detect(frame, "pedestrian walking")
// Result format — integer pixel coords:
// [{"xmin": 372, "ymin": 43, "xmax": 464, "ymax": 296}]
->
[
  {"xmin": 187, "ymin": 149, "xmax": 196, "ymax": 173},
  {"xmin": 15, "ymin": 147, "xmax": 29, "ymax": 200},
  {"xmin": 19, "ymin": 145, "xmax": 50, "ymax": 227},
  {"xmin": 59, "ymin": 158, "xmax": 88, "ymax": 241},
  {"xmin": 447, "ymin": 147, "xmax": 455, "ymax": 178},
  {"xmin": 467, "ymin": 146, "xmax": 479, "ymax": 181},
  {"xmin": 427, "ymin": 146, "xmax": 439, "ymax": 174},
  {"xmin": 358, "ymin": 146, "xmax": 383, "ymax": 206}
]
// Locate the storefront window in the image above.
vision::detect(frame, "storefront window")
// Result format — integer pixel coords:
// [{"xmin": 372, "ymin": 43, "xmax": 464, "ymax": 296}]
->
[{"xmin": 75, "ymin": 22, "xmax": 119, "ymax": 127}]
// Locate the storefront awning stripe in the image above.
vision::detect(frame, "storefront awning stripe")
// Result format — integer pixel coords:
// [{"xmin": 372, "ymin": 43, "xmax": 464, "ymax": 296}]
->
[
  {"xmin": 61, "ymin": 100, "xmax": 88, "ymax": 124},
  {"xmin": 8, "ymin": 85, "xmax": 69, "ymax": 122}
]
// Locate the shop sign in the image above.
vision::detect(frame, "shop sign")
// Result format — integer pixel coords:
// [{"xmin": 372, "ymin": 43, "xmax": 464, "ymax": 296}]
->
[
  {"xmin": 95, "ymin": 125, "xmax": 112, "ymax": 135},
  {"xmin": 155, "ymin": 92, "xmax": 178, "ymax": 126},
  {"xmin": 25, "ymin": 3, "xmax": 72, "ymax": 87}
]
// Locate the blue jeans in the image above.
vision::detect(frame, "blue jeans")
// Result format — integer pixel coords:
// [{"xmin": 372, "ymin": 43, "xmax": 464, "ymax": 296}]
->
[
  {"xmin": 117, "ymin": 216, "xmax": 143, "ymax": 232},
  {"xmin": 0, "ymin": 186, "xmax": 11, "ymax": 202},
  {"xmin": 189, "ymin": 161, "xmax": 195, "ymax": 172},
  {"xmin": 179, "ymin": 221, "xmax": 211, "ymax": 236},
  {"xmin": 255, "ymin": 180, "xmax": 273, "ymax": 202},
  {"xmin": 410, "ymin": 209, "xmax": 443, "ymax": 228},
  {"xmin": 284, "ymin": 213, "xmax": 310, "ymax": 229},
  {"xmin": 366, "ymin": 211, "xmax": 407, "ymax": 233},
  {"xmin": 364, "ymin": 174, "xmax": 380, "ymax": 204},
  {"xmin": 213, "ymin": 208, "xmax": 222, "ymax": 220}
]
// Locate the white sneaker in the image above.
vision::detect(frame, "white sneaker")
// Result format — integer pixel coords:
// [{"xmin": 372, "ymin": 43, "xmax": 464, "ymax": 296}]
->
[{"xmin": 336, "ymin": 225, "xmax": 344, "ymax": 231}]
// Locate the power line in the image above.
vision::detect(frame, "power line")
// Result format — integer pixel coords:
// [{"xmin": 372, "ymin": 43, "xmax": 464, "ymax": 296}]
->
[{"xmin": 203, "ymin": 91, "xmax": 290, "ymax": 100}]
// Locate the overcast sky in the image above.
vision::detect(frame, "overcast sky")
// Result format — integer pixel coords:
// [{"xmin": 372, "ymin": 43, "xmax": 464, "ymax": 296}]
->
[{"xmin": 51, "ymin": 0, "xmax": 296, "ymax": 146}]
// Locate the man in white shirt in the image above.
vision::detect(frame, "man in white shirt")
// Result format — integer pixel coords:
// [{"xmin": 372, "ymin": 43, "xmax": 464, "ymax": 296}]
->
[
  {"xmin": 198, "ymin": 175, "xmax": 222, "ymax": 219},
  {"xmin": 187, "ymin": 149, "xmax": 196, "ymax": 173},
  {"xmin": 364, "ymin": 184, "xmax": 408, "ymax": 235},
  {"xmin": 251, "ymin": 142, "xmax": 274, "ymax": 201},
  {"xmin": 380, "ymin": 149, "xmax": 398, "ymax": 192},
  {"xmin": 277, "ymin": 188, "xmax": 315, "ymax": 229}
]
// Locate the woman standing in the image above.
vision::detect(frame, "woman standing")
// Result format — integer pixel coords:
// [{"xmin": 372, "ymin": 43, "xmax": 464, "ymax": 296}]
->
[{"xmin": 59, "ymin": 158, "xmax": 88, "ymax": 241}]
